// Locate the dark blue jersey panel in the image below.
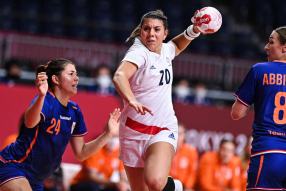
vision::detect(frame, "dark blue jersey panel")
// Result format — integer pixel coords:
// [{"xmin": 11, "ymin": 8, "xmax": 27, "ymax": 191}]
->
[
  {"xmin": 235, "ymin": 61, "xmax": 286, "ymax": 155},
  {"xmin": 0, "ymin": 91, "xmax": 87, "ymax": 180}
]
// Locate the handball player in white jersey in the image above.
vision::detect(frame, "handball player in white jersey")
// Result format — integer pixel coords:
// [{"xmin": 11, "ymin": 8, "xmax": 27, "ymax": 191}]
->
[{"xmin": 113, "ymin": 10, "xmax": 203, "ymax": 191}]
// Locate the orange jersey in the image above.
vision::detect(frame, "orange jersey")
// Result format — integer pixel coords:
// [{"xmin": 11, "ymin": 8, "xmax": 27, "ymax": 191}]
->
[
  {"xmin": 232, "ymin": 156, "xmax": 250, "ymax": 191},
  {"xmin": 71, "ymin": 147, "xmax": 125, "ymax": 185},
  {"xmin": 197, "ymin": 151, "xmax": 241, "ymax": 191},
  {"xmin": 240, "ymin": 158, "xmax": 250, "ymax": 191},
  {"xmin": 2, "ymin": 134, "xmax": 18, "ymax": 148},
  {"xmin": 169, "ymin": 143, "xmax": 198, "ymax": 189}
]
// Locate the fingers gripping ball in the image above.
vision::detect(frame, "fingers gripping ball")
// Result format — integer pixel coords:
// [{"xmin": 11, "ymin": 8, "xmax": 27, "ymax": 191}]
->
[{"xmin": 192, "ymin": 7, "xmax": 222, "ymax": 34}]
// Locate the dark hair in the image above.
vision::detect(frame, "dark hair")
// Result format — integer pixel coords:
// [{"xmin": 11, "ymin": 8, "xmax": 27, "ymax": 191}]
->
[
  {"xmin": 219, "ymin": 139, "xmax": 236, "ymax": 148},
  {"xmin": 274, "ymin": 26, "xmax": 286, "ymax": 45},
  {"xmin": 35, "ymin": 58, "xmax": 75, "ymax": 89},
  {"xmin": 95, "ymin": 65, "xmax": 111, "ymax": 76},
  {"xmin": 126, "ymin": 10, "xmax": 168, "ymax": 42},
  {"xmin": 5, "ymin": 59, "xmax": 20, "ymax": 71}
]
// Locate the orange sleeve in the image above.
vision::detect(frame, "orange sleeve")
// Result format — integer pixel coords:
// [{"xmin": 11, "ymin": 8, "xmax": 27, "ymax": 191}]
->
[
  {"xmin": 230, "ymin": 157, "xmax": 242, "ymax": 191},
  {"xmin": 197, "ymin": 152, "xmax": 223, "ymax": 191},
  {"xmin": 240, "ymin": 159, "xmax": 249, "ymax": 191},
  {"xmin": 184, "ymin": 147, "xmax": 198, "ymax": 189}
]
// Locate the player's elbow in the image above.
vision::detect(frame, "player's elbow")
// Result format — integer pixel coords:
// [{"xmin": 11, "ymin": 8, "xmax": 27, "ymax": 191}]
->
[
  {"xmin": 113, "ymin": 72, "xmax": 125, "ymax": 86},
  {"xmin": 231, "ymin": 110, "xmax": 242, "ymax": 120},
  {"xmin": 113, "ymin": 72, "xmax": 121, "ymax": 84},
  {"xmin": 24, "ymin": 121, "xmax": 37, "ymax": 128},
  {"xmin": 74, "ymin": 154, "xmax": 85, "ymax": 162}
]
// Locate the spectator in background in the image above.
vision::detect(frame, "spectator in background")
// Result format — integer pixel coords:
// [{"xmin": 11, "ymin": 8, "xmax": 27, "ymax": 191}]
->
[
  {"xmin": 92, "ymin": 65, "xmax": 117, "ymax": 96},
  {"xmin": 192, "ymin": 82, "xmax": 212, "ymax": 106},
  {"xmin": 70, "ymin": 133, "xmax": 129, "ymax": 191},
  {"xmin": 196, "ymin": 139, "xmax": 241, "ymax": 191},
  {"xmin": 0, "ymin": 59, "xmax": 22, "ymax": 87},
  {"xmin": 169, "ymin": 123, "xmax": 198, "ymax": 191},
  {"xmin": 172, "ymin": 78, "xmax": 192, "ymax": 104},
  {"xmin": 239, "ymin": 136, "xmax": 253, "ymax": 191},
  {"xmin": 2, "ymin": 113, "xmax": 24, "ymax": 148}
]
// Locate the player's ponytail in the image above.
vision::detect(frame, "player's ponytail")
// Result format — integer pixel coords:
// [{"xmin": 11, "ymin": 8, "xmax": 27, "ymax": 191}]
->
[
  {"xmin": 35, "ymin": 58, "xmax": 75, "ymax": 90},
  {"xmin": 274, "ymin": 26, "xmax": 286, "ymax": 45},
  {"xmin": 126, "ymin": 10, "xmax": 168, "ymax": 42},
  {"xmin": 35, "ymin": 65, "xmax": 45, "ymax": 76},
  {"xmin": 126, "ymin": 25, "xmax": 140, "ymax": 42}
]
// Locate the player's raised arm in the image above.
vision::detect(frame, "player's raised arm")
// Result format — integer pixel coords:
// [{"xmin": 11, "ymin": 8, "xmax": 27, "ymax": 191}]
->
[
  {"xmin": 25, "ymin": 71, "xmax": 48, "ymax": 128},
  {"xmin": 113, "ymin": 61, "xmax": 153, "ymax": 116},
  {"xmin": 168, "ymin": 11, "xmax": 201, "ymax": 56},
  {"xmin": 169, "ymin": 7, "xmax": 222, "ymax": 56}
]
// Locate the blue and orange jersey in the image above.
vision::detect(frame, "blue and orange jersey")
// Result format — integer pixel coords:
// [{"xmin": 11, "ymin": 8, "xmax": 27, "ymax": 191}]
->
[
  {"xmin": 234, "ymin": 60, "xmax": 286, "ymax": 156},
  {"xmin": 0, "ymin": 91, "xmax": 87, "ymax": 181}
]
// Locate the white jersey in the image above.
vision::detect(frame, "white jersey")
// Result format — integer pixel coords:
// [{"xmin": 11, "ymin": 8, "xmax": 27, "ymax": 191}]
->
[{"xmin": 119, "ymin": 38, "xmax": 178, "ymax": 140}]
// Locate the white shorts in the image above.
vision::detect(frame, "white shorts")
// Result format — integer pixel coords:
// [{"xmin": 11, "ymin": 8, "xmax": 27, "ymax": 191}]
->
[{"xmin": 118, "ymin": 130, "xmax": 178, "ymax": 167}]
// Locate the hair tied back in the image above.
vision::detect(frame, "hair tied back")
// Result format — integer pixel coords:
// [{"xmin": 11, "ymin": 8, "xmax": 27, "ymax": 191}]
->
[{"xmin": 44, "ymin": 61, "xmax": 51, "ymax": 70}]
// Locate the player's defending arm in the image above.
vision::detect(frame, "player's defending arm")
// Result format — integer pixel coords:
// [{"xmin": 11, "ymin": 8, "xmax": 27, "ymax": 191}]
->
[
  {"xmin": 70, "ymin": 108, "xmax": 121, "ymax": 161},
  {"xmin": 231, "ymin": 100, "xmax": 249, "ymax": 120},
  {"xmin": 168, "ymin": 11, "xmax": 201, "ymax": 56},
  {"xmin": 25, "ymin": 72, "xmax": 48, "ymax": 128},
  {"xmin": 113, "ymin": 61, "xmax": 153, "ymax": 115}
]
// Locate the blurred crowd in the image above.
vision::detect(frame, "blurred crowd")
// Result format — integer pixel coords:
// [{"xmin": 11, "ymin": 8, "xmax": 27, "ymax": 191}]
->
[
  {"xmin": 0, "ymin": 59, "xmax": 234, "ymax": 107},
  {"xmin": 1, "ymin": 0, "xmax": 285, "ymax": 58}
]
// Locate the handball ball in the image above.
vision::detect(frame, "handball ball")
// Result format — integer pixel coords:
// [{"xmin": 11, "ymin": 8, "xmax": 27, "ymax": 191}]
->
[{"xmin": 191, "ymin": 7, "xmax": 222, "ymax": 34}]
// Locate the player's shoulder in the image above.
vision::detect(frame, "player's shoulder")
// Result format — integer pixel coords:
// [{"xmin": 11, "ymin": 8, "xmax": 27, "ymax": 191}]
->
[
  {"xmin": 253, "ymin": 61, "xmax": 273, "ymax": 70},
  {"xmin": 162, "ymin": 42, "xmax": 175, "ymax": 52},
  {"xmin": 68, "ymin": 99, "xmax": 81, "ymax": 111},
  {"xmin": 251, "ymin": 61, "xmax": 285, "ymax": 76},
  {"xmin": 163, "ymin": 42, "xmax": 174, "ymax": 49},
  {"xmin": 128, "ymin": 38, "xmax": 148, "ymax": 53},
  {"xmin": 44, "ymin": 91, "xmax": 56, "ymax": 104}
]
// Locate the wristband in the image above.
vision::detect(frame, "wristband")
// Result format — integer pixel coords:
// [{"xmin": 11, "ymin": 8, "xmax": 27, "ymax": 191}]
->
[{"xmin": 183, "ymin": 25, "xmax": 200, "ymax": 40}]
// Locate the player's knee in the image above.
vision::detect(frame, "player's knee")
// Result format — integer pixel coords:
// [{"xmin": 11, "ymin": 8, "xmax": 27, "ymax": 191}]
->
[{"xmin": 145, "ymin": 174, "xmax": 167, "ymax": 191}]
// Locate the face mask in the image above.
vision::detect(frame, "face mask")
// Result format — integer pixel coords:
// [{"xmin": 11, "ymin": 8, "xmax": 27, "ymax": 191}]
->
[
  {"xmin": 96, "ymin": 75, "xmax": 111, "ymax": 89},
  {"xmin": 105, "ymin": 137, "xmax": 119, "ymax": 152},
  {"xmin": 174, "ymin": 86, "xmax": 190, "ymax": 98},
  {"xmin": 195, "ymin": 89, "xmax": 207, "ymax": 99}
]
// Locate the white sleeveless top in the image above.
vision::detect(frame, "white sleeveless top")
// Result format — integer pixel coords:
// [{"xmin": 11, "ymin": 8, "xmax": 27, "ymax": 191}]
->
[{"xmin": 119, "ymin": 38, "xmax": 178, "ymax": 140}]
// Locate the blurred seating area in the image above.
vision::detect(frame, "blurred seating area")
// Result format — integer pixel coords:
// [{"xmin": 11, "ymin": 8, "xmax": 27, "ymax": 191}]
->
[
  {"xmin": 0, "ymin": 0, "xmax": 285, "ymax": 58},
  {"xmin": 0, "ymin": 0, "xmax": 284, "ymax": 107},
  {"xmin": 0, "ymin": 30, "xmax": 263, "ymax": 107}
]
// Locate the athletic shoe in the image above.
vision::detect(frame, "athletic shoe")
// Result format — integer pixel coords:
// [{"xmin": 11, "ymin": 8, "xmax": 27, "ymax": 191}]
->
[{"xmin": 174, "ymin": 179, "xmax": 183, "ymax": 191}]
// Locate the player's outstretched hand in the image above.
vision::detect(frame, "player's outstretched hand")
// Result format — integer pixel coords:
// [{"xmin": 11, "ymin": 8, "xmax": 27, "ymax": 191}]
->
[
  {"xmin": 106, "ymin": 108, "xmax": 121, "ymax": 136},
  {"xmin": 192, "ymin": 10, "xmax": 207, "ymax": 35},
  {"xmin": 129, "ymin": 100, "xmax": 154, "ymax": 116},
  {"xmin": 36, "ymin": 72, "xmax": 48, "ymax": 96}
]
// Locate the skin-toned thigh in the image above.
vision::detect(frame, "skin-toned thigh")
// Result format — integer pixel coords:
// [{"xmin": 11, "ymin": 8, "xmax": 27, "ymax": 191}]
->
[
  {"xmin": 144, "ymin": 142, "xmax": 175, "ymax": 182},
  {"xmin": 124, "ymin": 166, "xmax": 149, "ymax": 191},
  {"xmin": 0, "ymin": 178, "xmax": 32, "ymax": 191}
]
